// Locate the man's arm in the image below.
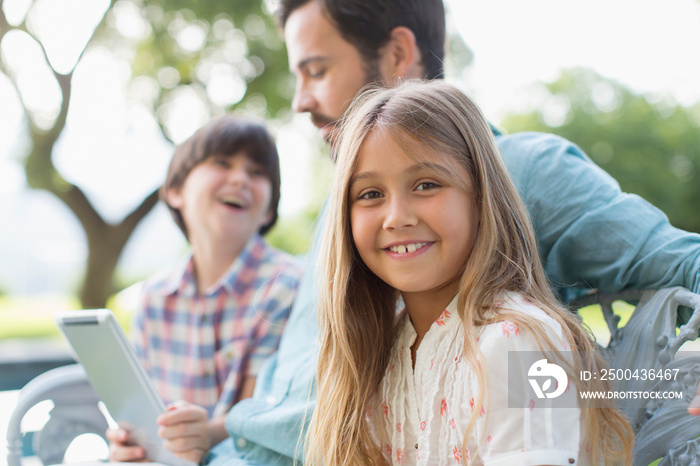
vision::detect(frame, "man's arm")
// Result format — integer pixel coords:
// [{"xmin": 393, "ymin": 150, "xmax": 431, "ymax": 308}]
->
[
  {"xmin": 210, "ymin": 212, "xmax": 327, "ymax": 465},
  {"xmin": 498, "ymin": 131, "xmax": 700, "ymax": 302}
]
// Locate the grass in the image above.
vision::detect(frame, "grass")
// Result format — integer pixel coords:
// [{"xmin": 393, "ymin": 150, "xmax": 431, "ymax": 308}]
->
[
  {"xmin": 0, "ymin": 291, "xmax": 637, "ymax": 343},
  {"xmin": 0, "ymin": 292, "xmax": 135, "ymax": 340},
  {"xmin": 0, "ymin": 294, "xmax": 80, "ymax": 339},
  {"xmin": 575, "ymin": 300, "xmax": 635, "ymax": 346}
]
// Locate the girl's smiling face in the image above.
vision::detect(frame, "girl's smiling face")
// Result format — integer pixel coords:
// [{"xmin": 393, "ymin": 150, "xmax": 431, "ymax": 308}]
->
[{"xmin": 349, "ymin": 127, "xmax": 480, "ymax": 308}]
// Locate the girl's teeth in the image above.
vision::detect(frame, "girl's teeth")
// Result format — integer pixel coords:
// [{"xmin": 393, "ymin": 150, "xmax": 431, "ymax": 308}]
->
[{"xmin": 390, "ymin": 243, "xmax": 424, "ymax": 254}]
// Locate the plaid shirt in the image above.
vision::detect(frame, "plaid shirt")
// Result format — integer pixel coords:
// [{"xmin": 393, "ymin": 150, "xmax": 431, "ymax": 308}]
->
[{"xmin": 131, "ymin": 234, "xmax": 303, "ymax": 417}]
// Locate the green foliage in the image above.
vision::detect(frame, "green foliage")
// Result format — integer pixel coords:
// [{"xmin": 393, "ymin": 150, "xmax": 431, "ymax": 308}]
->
[
  {"xmin": 100, "ymin": 0, "xmax": 293, "ymax": 138},
  {"xmin": 444, "ymin": 27, "xmax": 473, "ymax": 82},
  {"xmin": 265, "ymin": 209, "xmax": 317, "ymax": 255},
  {"xmin": 266, "ymin": 140, "xmax": 334, "ymax": 255},
  {"xmin": 501, "ymin": 68, "xmax": 700, "ymax": 233}
]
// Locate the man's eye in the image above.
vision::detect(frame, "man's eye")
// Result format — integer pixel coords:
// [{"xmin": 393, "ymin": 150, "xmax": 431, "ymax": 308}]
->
[
  {"xmin": 416, "ymin": 182, "xmax": 439, "ymax": 191},
  {"xmin": 308, "ymin": 68, "xmax": 325, "ymax": 78}
]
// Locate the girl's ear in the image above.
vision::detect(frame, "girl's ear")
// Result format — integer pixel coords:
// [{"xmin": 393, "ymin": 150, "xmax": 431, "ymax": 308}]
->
[
  {"xmin": 378, "ymin": 26, "xmax": 421, "ymax": 83},
  {"xmin": 165, "ymin": 186, "xmax": 184, "ymax": 209}
]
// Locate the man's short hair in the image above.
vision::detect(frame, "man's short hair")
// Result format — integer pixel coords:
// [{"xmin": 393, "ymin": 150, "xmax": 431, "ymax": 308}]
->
[
  {"xmin": 279, "ymin": 0, "xmax": 446, "ymax": 80},
  {"xmin": 162, "ymin": 116, "xmax": 281, "ymax": 237}
]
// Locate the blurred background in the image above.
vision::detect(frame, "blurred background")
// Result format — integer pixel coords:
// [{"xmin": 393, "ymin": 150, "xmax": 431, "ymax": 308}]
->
[{"xmin": 1, "ymin": 0, "xmax": 699, "ymax": 460}]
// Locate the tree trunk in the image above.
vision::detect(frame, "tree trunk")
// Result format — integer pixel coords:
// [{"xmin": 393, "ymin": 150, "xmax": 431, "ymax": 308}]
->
[{"xmin": 79, "ymin": 189, "xmax": 160, "ymax": 308}]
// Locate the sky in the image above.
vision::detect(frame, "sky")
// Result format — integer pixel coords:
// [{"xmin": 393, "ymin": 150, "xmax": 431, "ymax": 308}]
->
[
  {"xmin": 446, "ymin": 0, "xmax": 700, "ymax": 122},
  {"xmin": 0, "ymin": 0, "xmax": 699, "ymax": 296}
]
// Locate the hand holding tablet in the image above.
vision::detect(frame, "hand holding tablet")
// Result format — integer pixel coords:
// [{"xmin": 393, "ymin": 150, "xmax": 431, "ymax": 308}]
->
[{"xmin": 54, "ymin": 309, "xmax": 196, "ymax": 466}]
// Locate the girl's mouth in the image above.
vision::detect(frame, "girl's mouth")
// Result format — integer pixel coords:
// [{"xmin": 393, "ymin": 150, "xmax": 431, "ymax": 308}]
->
[{"xmin": 386, "ymin": 242, "xmax": 430, "ymax": 255}]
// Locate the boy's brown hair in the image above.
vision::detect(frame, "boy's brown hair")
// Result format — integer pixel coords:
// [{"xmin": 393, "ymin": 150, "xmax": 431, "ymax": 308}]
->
[{"xmin": 162, "ymin": 116, "xmax": 281, "ymax": 237}]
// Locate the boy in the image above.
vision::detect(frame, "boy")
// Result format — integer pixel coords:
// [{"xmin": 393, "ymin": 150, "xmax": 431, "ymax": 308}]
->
[{"xmin": 108, "ymin": 116, "xmax": 303, "ymax": 463}]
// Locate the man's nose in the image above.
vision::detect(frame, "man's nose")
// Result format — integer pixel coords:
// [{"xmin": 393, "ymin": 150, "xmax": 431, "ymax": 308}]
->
[{"xmin": 292, "ymin": 80, "xmax": 315, "ymax": 113}]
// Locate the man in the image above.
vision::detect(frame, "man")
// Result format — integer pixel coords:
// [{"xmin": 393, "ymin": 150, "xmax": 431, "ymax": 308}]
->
[{"xmin": 116, "ymin": 0, "xmax": 700, "ymax": 463}]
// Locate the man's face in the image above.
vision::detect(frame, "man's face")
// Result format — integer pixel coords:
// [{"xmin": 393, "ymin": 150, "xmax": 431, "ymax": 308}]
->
[{"xmin": 284, "ymin": 0, "xmax": 378, "ymax": 141}]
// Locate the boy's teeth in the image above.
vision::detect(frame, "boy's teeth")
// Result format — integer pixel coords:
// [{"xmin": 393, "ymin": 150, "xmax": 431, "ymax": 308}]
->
[
  {"xmin": 222, "ymin": 197, "xmax": 244, "ymax": 207},
  {"xmin": 390, "ymin": 243, "xmax": 425, "ymax": 254}
]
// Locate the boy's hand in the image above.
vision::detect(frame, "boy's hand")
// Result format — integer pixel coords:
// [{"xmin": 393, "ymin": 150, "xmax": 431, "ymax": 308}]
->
[
  {"xmin": 106, "ymin": 427, "xmax": 147, "ymax": 462},
  {"xmin": 157, "ymin": 401, "xmax": 212, "ymax": 464}
]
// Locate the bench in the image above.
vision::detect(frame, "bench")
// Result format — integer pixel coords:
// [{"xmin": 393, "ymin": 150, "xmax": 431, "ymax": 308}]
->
[{"xmin": 6, "ymin": 287, "xmax": 700, "ymax": 465}]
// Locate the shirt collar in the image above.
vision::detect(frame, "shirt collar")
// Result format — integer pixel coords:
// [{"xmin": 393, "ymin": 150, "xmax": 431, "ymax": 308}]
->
[
  {"xmin": 158, "ymin": 257, "xmax": 195, "ymax": 296},
  {"xmin": 159, "ymin": 234, "xmax": 266, "ymax": 297},
  {"xmin": 401, "ymin": 294, "xmax": 460, "ymax": 345},
  {"xmin": 214, "ymin": 233, "xmax": 265, "ymax": 295}
]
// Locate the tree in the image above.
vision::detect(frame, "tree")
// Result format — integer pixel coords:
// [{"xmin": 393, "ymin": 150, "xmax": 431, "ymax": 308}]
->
[
  {"xmin": 1, "ymin": 0, "xmax": 473, "ymax": 308},
  {"xmin": 0, "ymin": 0, "xmax": 291, "ymax": 307},
  {"xmin": 501, "ymin": 68, "xmax": 700, "ymax": 233}
]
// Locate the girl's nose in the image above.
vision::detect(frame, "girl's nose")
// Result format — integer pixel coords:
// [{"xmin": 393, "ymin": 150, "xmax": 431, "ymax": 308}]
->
[{"xmin": 383, "ymin": 196, "xmax": 418, "ymax": 231}]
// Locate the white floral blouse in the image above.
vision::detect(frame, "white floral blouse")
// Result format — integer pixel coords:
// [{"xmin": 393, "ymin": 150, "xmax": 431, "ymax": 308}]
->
[{"xmin": 369, "ymin": 293, "xmax": 586, "ymax": 465}]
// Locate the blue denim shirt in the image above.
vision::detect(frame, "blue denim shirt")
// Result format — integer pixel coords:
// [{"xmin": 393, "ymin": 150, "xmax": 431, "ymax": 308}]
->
[{"xmin": 205, "ymin": 130, "xmax": 700, "ymax": 465}]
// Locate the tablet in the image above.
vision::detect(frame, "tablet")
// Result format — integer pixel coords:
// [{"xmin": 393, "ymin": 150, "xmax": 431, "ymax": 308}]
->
[{"xmin": 55, "ymin": 309, "xmax": 196, "ymax": 466}]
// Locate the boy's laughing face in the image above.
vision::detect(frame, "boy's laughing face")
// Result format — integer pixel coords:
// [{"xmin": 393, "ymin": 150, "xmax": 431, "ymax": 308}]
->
[{"xmin": 166, "ymin": 152, "xmax": 272, "ymax": 253}]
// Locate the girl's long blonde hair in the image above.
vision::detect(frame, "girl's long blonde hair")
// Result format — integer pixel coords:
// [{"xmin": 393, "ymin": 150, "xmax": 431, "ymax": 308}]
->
[{"xmin": 308, "ymin": 80, "xmax": 633, "ymax": 465}]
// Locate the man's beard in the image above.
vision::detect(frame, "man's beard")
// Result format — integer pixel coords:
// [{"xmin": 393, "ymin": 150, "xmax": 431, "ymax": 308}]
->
[
  {"xmin": 315, "ymin": 58, "xmax": 383, "ymax": 145},
  {"xmin": 362, "ymin": 57, "xmax": 383, "ymax": 89}
]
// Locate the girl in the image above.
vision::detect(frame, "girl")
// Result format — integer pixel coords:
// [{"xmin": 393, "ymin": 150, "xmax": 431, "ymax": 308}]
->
[{"xmin": 309, "ymin": 81, "xmax": 633, "ymax": 465}]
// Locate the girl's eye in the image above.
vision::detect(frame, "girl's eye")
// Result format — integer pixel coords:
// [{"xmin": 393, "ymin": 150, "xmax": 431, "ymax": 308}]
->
[
  {"xmin": 416, "ymin": 181, "xmax": 439, "ymax": 191},
  {"xmin": 359, "ymin": 190, "xmax": 383, "ymax": 200}
]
